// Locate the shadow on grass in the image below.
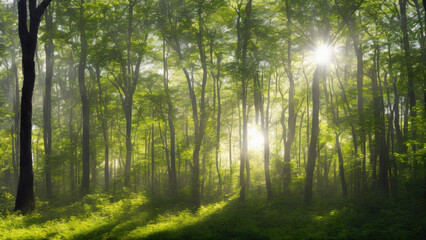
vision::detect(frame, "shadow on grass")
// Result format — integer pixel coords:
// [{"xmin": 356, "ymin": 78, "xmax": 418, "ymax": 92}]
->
[
  {"xmin": 11, "ymin": 191, "xmax": 424, "ymax": 240},
  {"xmin": 124, "ymin": 196, "xmax": 425, "ymax": 240},
  {"xmin": 70, "ymin": 196, "xmax": 198, "ymax": 240}
]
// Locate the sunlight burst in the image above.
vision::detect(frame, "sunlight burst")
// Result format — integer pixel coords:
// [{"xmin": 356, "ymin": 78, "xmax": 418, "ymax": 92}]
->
[
  {"xmin": 314, "ymin": 44, "xmax": 332, "ymax": 65},
  {"xmin": 248, "ymin": 125, "xmax": 264, "ymax": 151}
]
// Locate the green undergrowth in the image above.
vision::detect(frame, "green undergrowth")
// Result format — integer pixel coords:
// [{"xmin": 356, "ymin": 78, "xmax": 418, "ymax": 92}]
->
[{"xmin": 0, "ymin": 192, "xmax": 424, "ymax": 240}]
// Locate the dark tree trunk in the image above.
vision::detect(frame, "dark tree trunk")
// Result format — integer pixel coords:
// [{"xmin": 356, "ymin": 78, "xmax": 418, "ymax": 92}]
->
[
  {"xmin": 164, "ymin": 2, "xmax": 207, "ymax": 208},
  {"xmin": 336, "ymin": 134, "xmax": 347, "ymax": 197},
  {"xmin": 228, "ymin": 108, "xmax": 234, "ymax": 192},
  {"xmin": 151, "ymin": 124, "xmax": 155, "ymax": 195},
  {"xmin": 283, "ymin": 0, "xmax": 295, "ymax": 195},
  {"xmin": 124, "ymin": 100, "xmax": 132, "ymax": 187},
  {"xmin": 339, "ymin": 10, "xmax": 366, "ymax": 193},
  {"xmin": 15, "ymin": 0, "xmax": 53, "ymax": 214},
  {"xmin": 258, "ymin": 73, "xmax": 273, "ymax": 201},
  {"xmin": 43, "ymin": 4, "xmax": 54, "ymax": 199},
  {"xmin": 239, "ymin": 0, "xmax": 252, "ymax": 202},
  {"xmin": 95, "ymin": 67, "xmax": 109, "ymax": 190},
  {"xmin": 304, "ymin": 67, "xmax": 321, "ymax": 205},
  {"xmin": 399, "ymin": 0, "xmax": 417, "ymax": 156},
  {"xmin": 78, "ymin": 0, "xmax": 90, "ymax": 195},
  {"xmin": 189, "ymin": 2, "xmax": 209, "ymax": 208},
  {"xmin": 371, "ymin": 46, "xmax": 389, "ymax": 196},
  {"xmin": 162, "ymin": 38, "xmax": 177, "ymax": 196},
  {"xmin": 215, "ymin": 55, "xmax": 223, "ymax": 195}
]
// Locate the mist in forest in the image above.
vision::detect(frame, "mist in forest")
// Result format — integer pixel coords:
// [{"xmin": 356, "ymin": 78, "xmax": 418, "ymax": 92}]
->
[{"xmin": 0, "ymin": 0, "xmax": 425, "ymax": 239}]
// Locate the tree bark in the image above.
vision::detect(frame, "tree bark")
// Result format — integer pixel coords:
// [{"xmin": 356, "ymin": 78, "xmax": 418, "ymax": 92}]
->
[
  {"xmin": 11, "ymin": 39, "xmax": 20, "ymax": 190},
  {"xmin": 370, "ymin": 46, "xmax": 389, "ymax": 196},
  {"xmin": 283, "ymin": 0, "xmax": 296, "ymax": 195},
  {"xmin": 15, "ymin": 0, "xmax": 53, "ymax": 214},
  {"xmin": 151, "ymin": 123, "xmax": 155, "ymax": 195},
  {"xmin": 304, "ymin": 67, "xmax": 321, "ymax": 205},
  {"xmin": 163, "ymin": 37, "xmax": 177, "ymax": 196},
  {"xmin": 43, "ymin": 3, "xmax": 54, "ymax": 199},
  {"xmin": 95, "ymin": 67, "xmax": 109, "ymax": 190},
  {"xmin": 258, "ymin": 72, "xmax": 273, "ymax": 201},
  {"xmin": 77, "ymin": 0, "xmax": 90, "ymax": 195},
  {"xmin": 239, "ymin": 0, "xmax": 252, "ymax": 202},
  {"xmin": 214, "ymin": 54, "xmax": 223, "ymax": 195},
  {"xmin": 399, "ymin": 0, "xmax": 417, "ymax": 156},
  {"xmin": 336, "ymin": 134, "xmax": 347, "ymax": 197}
]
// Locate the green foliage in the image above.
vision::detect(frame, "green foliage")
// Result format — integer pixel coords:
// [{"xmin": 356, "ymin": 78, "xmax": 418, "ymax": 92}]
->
[{"xmin": 1, "ymin": 193, "xmax": 423, "ymax": 239}]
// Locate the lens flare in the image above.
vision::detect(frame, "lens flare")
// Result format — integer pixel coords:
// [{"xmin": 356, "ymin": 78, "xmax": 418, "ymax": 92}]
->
[{"xmin": 314, "ymin": 44, "xmax": 332, "ymax": 65}]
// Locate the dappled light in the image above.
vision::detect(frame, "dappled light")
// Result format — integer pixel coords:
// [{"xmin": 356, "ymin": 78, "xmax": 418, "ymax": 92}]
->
[{"xmin": 0, "ymin": 0, "xmax": 424, "ymax": 239}]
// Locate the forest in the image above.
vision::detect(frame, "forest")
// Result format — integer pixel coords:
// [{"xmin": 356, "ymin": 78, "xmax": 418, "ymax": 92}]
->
[{"xmin": 0, "ymin": 0, "xmax": 425, "ymax": 239}]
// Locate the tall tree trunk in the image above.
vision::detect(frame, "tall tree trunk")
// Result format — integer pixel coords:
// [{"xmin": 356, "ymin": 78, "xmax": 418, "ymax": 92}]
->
[
  {"xmin": 163, "ymin": 38, "xmax": 177, "ymax": 196},
  {"xmin": 304, "ymin": 67, "xmax": 321, "ymax": 205},
  {"xmin": 338, "ymin": 9, "xmax": 366, "ymax": 193},
  {"xmin": 399, "ymin": 0, "xmax": 417, "ymax": 156},
  {"xmin": 283, "ymin": 0, "xmax": 295, "ymax": 194},
  {"xmin": 166, "ymin": 2, "xmax": 207, "ymax": 208},
  {"xmin": 228, "ymin": 107, "xmax": 234, "ymax": 192},
  {"xmin": 151, "ymin": 123, "xmax": 155, "ymax": 195},
  {"xmin": 43, "ymin": 4, "xmax": 54, "ymax": 199},
  {"xmin": 124, "ymin": 100, "xmax": 132, "ymax": 187},
  {"xmin": 15, "ymin": 0, "xmax": 53, "ymax": 214},
  {"xmin": 371, "ymin": 46, "xmax": 389, "ymax": 196},
  {"xmin": 95, "ymin": 67, "xmax": 109, "ymax": 190},
  {"xmin": 215, "ymin": 54, "xmax": 223, "ymax": 195},
  {"xmin": 258, "ymin": 73, "xmax": 273, "ymax": 201},
  {"xmin": 336, "ymin": 133, "xmax": 347, "ymax": 197},
  {"xmin": 11, "ymin": 39, "xmax": 20, "ymax": 190},
  {"xmin": 239, "ymin": 0, "xmax": 252, "ymax": 202},
  {"xmin": 78, "ymin": 0, "xmax": 90, "ymax": 195}
]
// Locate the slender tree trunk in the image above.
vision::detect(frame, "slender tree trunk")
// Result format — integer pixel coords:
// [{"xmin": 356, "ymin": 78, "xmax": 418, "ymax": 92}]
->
[
  {"xmin": 259, "ymin": 73, "xmax": 272, "ymax": 201},
  {"xmin": 151, "ymin": 123, "xmax": 155, "ymax": 195},
  {"xmin": 124, "ymin": 100, "xmax": 132, "ymax": 187},
  {"xmin": 239, "ymin": 0, "xmax": 252, "ymax": 202},
  {"xmin": 95, "ymin": 67, "xmax": 109, "ymax": 190},
  {"xmin": 214, "ymin": 54, "xmax": 223, "ymax": 196},
  {"xmin": 298, "ymin": 111, "xmax": 305, "ymax": 168},
  {"xmin": 78, "ymin": 0, "xmax": 90, "ymax": 195},
  {"xmin": 43, "ymin": 4, "xmax": 54, "ymax": 199},
  {"xmin": 399, "ymin": 0, "xmax": 417, "ymax": 157},
  {"xmin": 283, "ymin": 0, "xmax": 296, "ymax": 194},
  {"xmin": 12, "ymin": 39, "xmax": 20, "ymax": 190},
  {"xmin": 336, "ymin": 133, "xmax": 347, "ymax": 197},
  {"xmin": 343, "ymin": 13, "xmax": 366, "ymax": 194},
  {"xmin": 371, "ymin": 46, "xmax": 389, "ymax": 196},
  {"xmin": 304, "ymin": 67, "xmax": 321, "ymax": 205},
  {"xmin": 163, "ymin": 38, "xmax": 177, "ymax": 196},
  {"xmin": 228, "ymin": 109, "xmax": 233, "ymax": 192}
]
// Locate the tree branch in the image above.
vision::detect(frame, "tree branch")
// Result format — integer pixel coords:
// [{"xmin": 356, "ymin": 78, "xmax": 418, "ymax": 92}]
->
[{"xmin": 36, "ymin": 0, "xmax": 53, "ymax": 17}]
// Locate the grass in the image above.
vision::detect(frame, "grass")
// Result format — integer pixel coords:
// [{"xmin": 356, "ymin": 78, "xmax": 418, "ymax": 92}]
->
[{"xmin": 0, "ymin": 191, "xmax": 424, "ymax": 240}]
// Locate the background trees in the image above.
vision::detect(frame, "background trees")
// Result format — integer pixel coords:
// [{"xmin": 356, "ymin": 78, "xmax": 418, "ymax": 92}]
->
[{"xmin": 0, "ymin": 0, "xmax": 424, "ymax": 216}]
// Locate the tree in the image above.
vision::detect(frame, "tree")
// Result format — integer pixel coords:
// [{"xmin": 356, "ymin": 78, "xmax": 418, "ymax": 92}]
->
[
  {"xmin": 282, "ymin": 0, "xmax": 297, "ymax": 195},
  {"xmin": 43, "ymin": 2, "xmax": 54, "ymax": 200},
  {"xmin": 15, "ymin": 0, "xmax": 53, "ymax": 214},
  {"xmin": 77, "ymin": 0, "xmax": 90, "ymax": 195},
  {"xmin": 304, "ymin": 66, "xmax": 321, "ymax": 205},
  {"xmin": 239, "ymin": 0, "xmax": 252, "ymax": 202},
  {"xmin": 162, "ymin": 37, "xmax": 178, "ymax": 196}
]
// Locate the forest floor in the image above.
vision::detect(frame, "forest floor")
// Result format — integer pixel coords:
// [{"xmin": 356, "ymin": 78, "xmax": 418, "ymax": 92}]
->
[{"xmin": 0, "ymin": 190, "xmax": 424, "ymax": 240}]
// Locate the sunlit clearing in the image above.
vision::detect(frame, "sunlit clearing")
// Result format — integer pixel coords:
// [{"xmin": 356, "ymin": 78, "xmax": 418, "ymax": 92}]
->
[
  {"xmin": 127, "ymin": 201, "xmax": 228, "ymax": 239},
  {"xmin": 248, "ymin": 125, "xmax": 264, "ymax": 150},
  {"xmin": 314, "ymin": 44, "xmax": 332, "ymax": 65}
]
